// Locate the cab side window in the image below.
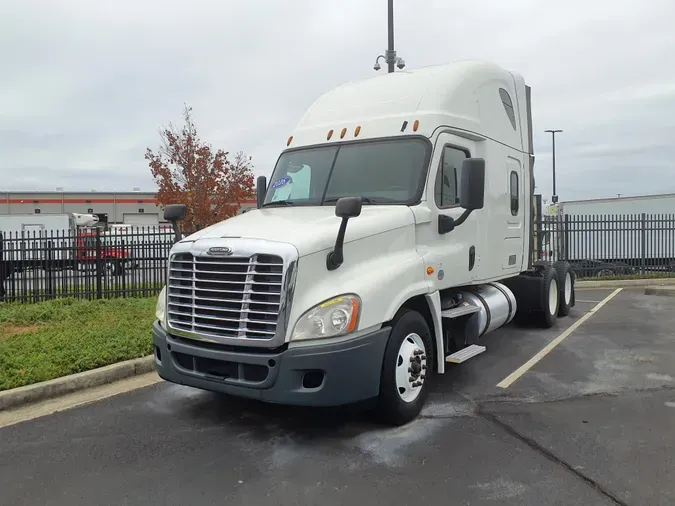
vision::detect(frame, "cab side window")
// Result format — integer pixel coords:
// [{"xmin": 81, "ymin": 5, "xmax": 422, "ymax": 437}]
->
[{"xmin": 434, "ymin": 146, "xmax": 468, "ymax": 208}]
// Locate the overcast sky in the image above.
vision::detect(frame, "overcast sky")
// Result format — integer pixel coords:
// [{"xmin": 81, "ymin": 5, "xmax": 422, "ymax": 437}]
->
[{"xmin": 2, "ymin": 0, "xmax": 674, "ymax": 202}]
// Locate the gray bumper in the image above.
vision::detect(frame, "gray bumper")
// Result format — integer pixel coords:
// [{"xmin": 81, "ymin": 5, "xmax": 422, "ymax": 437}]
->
[{"xmin": 152, "ymin": 321, "xmax": 390, "ymax": 406}]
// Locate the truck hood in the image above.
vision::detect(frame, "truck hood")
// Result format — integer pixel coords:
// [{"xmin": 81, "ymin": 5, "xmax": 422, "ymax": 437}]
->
[{"xmin": 180, "ymin": 206, "xmax": 416, "ymax": 257}]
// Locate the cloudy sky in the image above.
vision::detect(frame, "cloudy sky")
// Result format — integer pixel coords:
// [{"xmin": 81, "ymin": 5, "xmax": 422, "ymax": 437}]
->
[{"xmin": 2, "ymin": 0, "xmax": 674, "ymax": 202}]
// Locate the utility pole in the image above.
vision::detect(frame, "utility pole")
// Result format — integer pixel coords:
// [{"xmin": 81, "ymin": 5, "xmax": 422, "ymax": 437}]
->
[
  {"xmin": 387, "ymin": 0, "xmax": 395, "ymax": 73},
  {"xmin": 545, "ymin": 129, "xmax": 562, "ymax": 203},
  {"xmin": 373, "ymin": 0, "xmax": 405, "ymax": 73}
]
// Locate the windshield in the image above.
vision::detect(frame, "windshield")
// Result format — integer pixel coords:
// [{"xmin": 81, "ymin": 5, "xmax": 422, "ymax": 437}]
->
[{"xmin": 263, "ymin": 137, "xmax": 430, "ymax": 206}]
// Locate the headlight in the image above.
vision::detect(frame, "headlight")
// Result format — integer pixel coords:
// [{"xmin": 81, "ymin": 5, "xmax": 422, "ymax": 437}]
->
[
  {"xmin": 155, "ymin": 286, "xmax": 166, "ymax": 324},
  {"xmin": 291, "ymin": 294, "xmax": 361, "ymax": 342}
]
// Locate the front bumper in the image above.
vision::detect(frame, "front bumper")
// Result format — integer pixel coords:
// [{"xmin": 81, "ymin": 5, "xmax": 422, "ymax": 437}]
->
[{"xmin": 152, "ymin": 321, "xmax": 390, "ymax": 406}]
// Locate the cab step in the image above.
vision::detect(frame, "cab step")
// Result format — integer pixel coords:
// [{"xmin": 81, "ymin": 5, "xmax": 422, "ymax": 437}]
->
[
  {"xmin": 446, "ymin": 344, "xmax": 486, "ymax": 364},
  {"xmin": 441, "ymin": 303, "xmax": 481, "ymax": 319}
]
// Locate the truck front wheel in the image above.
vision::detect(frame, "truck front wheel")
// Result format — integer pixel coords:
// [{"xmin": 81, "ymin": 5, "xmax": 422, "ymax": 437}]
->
[{"xmin": 377, "ymin": 310, "xmax": 433, "ymax": 426}]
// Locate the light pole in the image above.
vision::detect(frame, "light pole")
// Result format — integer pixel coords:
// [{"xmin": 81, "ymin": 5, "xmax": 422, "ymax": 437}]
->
[
  {"xmin": 545, "ymin": 129, "xmax": 562, "ymax": 203},
  {"xmin": 373, "ymin": 0, "xmax": 405, "ymax": 73}
]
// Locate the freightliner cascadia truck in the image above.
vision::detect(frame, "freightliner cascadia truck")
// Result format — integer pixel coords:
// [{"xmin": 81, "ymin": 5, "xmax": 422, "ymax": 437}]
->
[{"xmin": 153, "ymin": 60, "xmax": 576, "ymax": 425}]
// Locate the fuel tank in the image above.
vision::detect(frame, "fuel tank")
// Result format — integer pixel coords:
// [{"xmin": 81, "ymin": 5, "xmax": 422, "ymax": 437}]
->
[{"xmin": 455, "ymin": 282, "xmax": 517, "ymax": 337}]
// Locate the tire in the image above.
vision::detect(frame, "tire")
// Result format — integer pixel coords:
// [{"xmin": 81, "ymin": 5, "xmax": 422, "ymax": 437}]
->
[
  {"xmin": 377, "ymin": 310, "xmax": 434, "ymax": 426},
  {"xmin": 554, "ymin": 261, "xmax": 574, "ymax": 317},
  {"xmin": 108, "ymin": 260, "xmax": 125, "ymax": 277},
  {"xmin": 536, "ymin": 266, "xmax": 559, "ymax": 328}
]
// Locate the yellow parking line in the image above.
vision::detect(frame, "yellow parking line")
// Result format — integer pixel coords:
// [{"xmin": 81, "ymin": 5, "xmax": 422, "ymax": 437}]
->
[{"xmin": 497, "ymin": 288, "xmax": 623, "ymax": 389}]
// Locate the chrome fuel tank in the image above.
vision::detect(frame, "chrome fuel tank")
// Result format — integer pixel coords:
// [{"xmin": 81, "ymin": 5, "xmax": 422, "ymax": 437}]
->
[{"xmin": 456, "ymin": 282, "xmax": 517, "ymax": 337}]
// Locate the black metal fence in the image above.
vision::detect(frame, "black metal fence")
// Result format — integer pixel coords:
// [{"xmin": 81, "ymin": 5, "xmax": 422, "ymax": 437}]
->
[
  {"xmin": 0, "ymin": 226, "xmax": 178, "ymax": 303},
  {"xmin": 3, "ymin": 213, "xmax": 675, "ymax": 304},
  {"xmin": 537, "ymin": 213, "xmax": 675, "ymax": 278}
]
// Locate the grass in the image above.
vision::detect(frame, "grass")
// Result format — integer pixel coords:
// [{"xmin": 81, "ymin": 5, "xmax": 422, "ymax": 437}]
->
[{"xmin": 0, "ymin": 297, "xmax": 157, "ymax": 391}]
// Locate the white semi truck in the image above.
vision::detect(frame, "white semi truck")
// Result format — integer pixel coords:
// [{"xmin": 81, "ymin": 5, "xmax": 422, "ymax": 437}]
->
[{"xmin": 153, "ymin": 61, "xmax": 576, "ymax": 425}]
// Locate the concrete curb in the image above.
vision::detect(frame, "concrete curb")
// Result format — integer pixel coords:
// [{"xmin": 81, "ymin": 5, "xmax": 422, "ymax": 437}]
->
[
  {"xmin": 0, "ymin": 355, "xmax": 155, "ymax": 412},
  {"xmin": 644, "ymin": 286, "xmax": 675, "ymax": 297},
  {"xmin": 576, "ymin": 278, "xmax": 675, "ymax": 289}
]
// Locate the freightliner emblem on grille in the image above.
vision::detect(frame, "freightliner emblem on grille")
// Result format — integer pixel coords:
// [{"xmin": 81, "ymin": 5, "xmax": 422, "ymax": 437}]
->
[{"xmin": 207, "ymin": 246, "xmax": 233, "ymax": 256}]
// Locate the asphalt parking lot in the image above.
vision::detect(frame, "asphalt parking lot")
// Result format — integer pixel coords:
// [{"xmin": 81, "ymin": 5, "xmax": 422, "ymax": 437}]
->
[{"xmin": 2, "ymin": 287, "xmax": 674, "ymax": 505}]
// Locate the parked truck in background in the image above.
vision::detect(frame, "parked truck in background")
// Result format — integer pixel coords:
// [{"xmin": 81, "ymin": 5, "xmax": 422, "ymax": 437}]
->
[
  {"xmin": 0, "ymin": 213, "xmax": 133, "ymax": 284},
  {"xmin": 153, "ymin": 60, "xmax": 576, "ymax": 425},
  {"xmin": 542, "ymin": 193, "xmax": 675, "ymax": 277}
]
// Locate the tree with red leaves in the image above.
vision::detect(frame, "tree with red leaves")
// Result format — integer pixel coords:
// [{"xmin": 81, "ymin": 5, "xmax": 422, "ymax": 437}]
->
[{"xmin": 146, "ymin": 105, "xmax": 255, "ymax": 231}]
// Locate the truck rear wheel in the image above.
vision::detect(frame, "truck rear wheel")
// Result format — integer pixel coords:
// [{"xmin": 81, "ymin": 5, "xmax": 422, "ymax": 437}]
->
[
  {"xmin": 554, "ymin": 261, "xmax": 574, "ymax": 317},
  {"xmin": 536, "ymin": 266, "xmax": 560, "ymax": 328},
  {"xmin": 106, "ymin": 260, "xmax": 125, "ymax": 277},
  {"xmin": 377, "ymin": 309, "xmax": 433, "ymax": 426}
]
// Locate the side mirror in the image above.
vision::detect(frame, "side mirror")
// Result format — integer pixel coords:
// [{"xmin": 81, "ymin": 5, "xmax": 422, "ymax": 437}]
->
[
  {"xmin": 256, "ymin": 176, "xmax": 267, "ymax": 209},
  {"xmin": 459, "ymin": 158, "xmax": 485, "ymax": 211},
  {"xmin": 163, "ymin": 204, "xmax": 187, "ymax": 244},
  {"xmin": 163, "ymin": 204, "xmax": 187, "ymax": 222},
  {"xmin": 326, "ymin": 197, "xmax": 363, "ymax": 271},
  {"xmin": 335, "ymin": 196, "xmax": 363, "ymax": 219}
]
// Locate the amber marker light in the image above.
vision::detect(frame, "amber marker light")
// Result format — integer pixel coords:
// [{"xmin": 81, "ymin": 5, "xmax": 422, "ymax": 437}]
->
[{"xmin": 347, "ymin": 298, "xmax": 360, "ymax": 333}]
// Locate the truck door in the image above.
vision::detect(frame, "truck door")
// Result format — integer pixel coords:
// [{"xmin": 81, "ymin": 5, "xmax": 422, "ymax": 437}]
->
[
  {"xmin": 425, "ymin": 133, "xmax": 480, "ymax": 288},
  {"xmin": 503, "ymin": 156, "xmax": 524, "ymax": 272}
]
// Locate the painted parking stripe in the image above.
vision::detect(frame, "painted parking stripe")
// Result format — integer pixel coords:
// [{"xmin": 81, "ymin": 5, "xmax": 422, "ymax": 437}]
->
[{"xmin": 496, "ymin": 288, "xmax": 623, "ymax": 389}]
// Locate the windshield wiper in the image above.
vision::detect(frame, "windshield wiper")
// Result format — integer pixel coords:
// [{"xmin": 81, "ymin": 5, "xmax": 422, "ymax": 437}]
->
[
  {"xmin": 262, "ymin": 200, "xmax": 295, "ymax": 208},
  {"xmin": 324, "ymin": 196, "xmax": 379, "ymax": 205}
]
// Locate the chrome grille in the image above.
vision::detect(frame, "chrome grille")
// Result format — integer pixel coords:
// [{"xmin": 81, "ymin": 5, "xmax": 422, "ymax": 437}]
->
[{"xmin": 167, "ymin": 252, "xmax": 284, "ymax": 340}]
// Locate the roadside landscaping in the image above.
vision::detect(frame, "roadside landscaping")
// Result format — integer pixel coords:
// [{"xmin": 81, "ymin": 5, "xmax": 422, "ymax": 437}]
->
[{"xmin": 0, "ymin": 297, "xmax": 156, "ymax": 391}]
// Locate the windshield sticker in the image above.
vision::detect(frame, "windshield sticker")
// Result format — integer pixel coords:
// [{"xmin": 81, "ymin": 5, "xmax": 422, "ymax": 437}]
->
[{"xmin": 271, "ymin": 176, "xmax": 292, "ymax": 189}]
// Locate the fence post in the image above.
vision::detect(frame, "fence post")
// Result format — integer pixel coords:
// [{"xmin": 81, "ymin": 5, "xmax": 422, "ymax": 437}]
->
[
  {"xmin": 46, "ymin": 240, "xmax": 55, "ymax": 299},
  {"xmin": 31, "ymin": 233, "xmax": 39, "ymax": 304},
  {"xmin": 0, "ymin": 232, "xmax": 5, "ymax": 301},
  {"xmin": 562, "ymin": 214, "xmax": 570, "ymax": 261},
  {"xmin": 641, "ymin": 212, "xmax": 647, "ymax": 275},
  {"xmin": 95, "ymin": 227, "xmax": 103, "ymax": 300},
  {"xmin": 121, "ymin": 238, "xmax": 127, "ymax": 298},
  {"xmin": 534, "ymin": 194, "xmax": 542, "ymax": 262}
]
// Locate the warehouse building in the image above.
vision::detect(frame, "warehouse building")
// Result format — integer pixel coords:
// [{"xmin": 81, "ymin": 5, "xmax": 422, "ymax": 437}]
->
[{"xmin": 0, "ymin": 191, "xmax": 257, "ymax": 228}]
